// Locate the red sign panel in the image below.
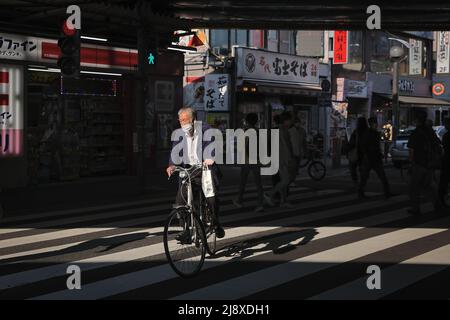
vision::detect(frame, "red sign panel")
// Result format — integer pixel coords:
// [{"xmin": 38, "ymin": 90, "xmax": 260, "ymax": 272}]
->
[
  {"xmin": 41, "ymin": 42, "xmax": 138, "ymax": 70},
  {"xmin": 333, "ymin": 31, "xmax": 348, "ymax": 64},
  {"xmin": 0, "ymin": 71, "xmax": 9, "ymax": 107}
]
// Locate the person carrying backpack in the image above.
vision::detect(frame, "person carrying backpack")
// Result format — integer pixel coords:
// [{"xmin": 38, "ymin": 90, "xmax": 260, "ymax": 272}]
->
[{"xmin": 407, "ymin": 110, "xmax": 445, "ymax": 215}]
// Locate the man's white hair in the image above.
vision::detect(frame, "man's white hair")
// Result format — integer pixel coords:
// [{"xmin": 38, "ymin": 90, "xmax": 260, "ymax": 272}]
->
[{"xmin": 178, "ymin": 107, "xmax": 195, "ymax": 120}]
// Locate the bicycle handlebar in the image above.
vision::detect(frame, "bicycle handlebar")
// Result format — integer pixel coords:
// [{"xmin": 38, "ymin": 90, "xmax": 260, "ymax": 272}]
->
[{"xmin": 168, "ymin": 164, "xmax": 204, "ymax": 180}]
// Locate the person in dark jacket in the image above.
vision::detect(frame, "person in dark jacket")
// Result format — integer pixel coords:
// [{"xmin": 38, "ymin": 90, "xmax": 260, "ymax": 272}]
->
[
  {"xmin": 358, "ymin": 117, "xmax": 392, "ymax": 199},
  {"xmin": 167, "ymin": 107, "xmax": 225, "ymax": 238},
  {"xmin": 347, "ymin": 117, "xmax": 368, "ymax": 186},
  {"xmin": 438, "ymin": 118, "xmax": 450, "ymax": 208},
  {"xmin": 407, "ymin": 110, "xmax": 444, "ymax": 215}
]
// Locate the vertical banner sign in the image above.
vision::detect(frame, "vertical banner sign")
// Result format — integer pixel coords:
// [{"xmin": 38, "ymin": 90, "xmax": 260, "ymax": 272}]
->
[
  {"xmin": 437, "ymin": 31, "xmax": 450, "ymax": 74},
  {"xmin": 205, "ymin": 74, "xmax": 229, "ymax": 112},
  {"xmin": 409, "ymin": 39, "xmax": 422, "ymax": 75},
  {"xmin": 336, "ymin": 77, "xmax": 345, "ymax": 101},
  {"xmin": 183, "ymin": 76, "xmax": 205, "ymax": 111},
  {"xmin": 333, "ymin": 31, "xmax": 348, "ymax": 64},
  {"xmin": 0, "ymin": 64, "xmax": 23, "ymax": 157}
]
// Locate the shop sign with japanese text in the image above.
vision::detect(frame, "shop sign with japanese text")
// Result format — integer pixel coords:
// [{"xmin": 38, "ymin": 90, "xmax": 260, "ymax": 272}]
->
[
  {"xmin": 204, "ymin": 74, "xmax": 229, "ymax": 111},
  {"xmin": 333, "ymin": 31, "xmax": 348, "ymax": 64},
  {"xmin": 236, "ymin": 47, "xmax": 319, "ymax": 85},
  {"xmin": 437, "ymin": 31, "xmax": 450, "ymax": 74}
]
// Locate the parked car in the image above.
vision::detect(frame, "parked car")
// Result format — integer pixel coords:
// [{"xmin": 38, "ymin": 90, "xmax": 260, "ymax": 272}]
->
[
  {"xmin": 390, "ymin": 126, "xmax": 447, "ymax": 168},
  {"xmin": 390, "ymin": 126, "xmax": 415, "ymax": 168}
]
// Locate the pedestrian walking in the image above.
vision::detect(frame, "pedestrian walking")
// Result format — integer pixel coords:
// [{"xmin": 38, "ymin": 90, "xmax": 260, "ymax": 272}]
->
[
  {"xmin": 358, "ymin": 117, "xmax": 392, "ymax": 199},
  {"xmin": 438, "ymin": 118, "xmax": 450, "ymax": 208},
  {"xmin": 233, "ymin": 113, "xmax": 264, "ymax": 212},
  {"xmin": 407, "ymin": 110, "xmax": 444, "ymax": 215},
  {"xmin": 265, "ymin": 112, "xmax": 296, "ymax": 208},
  {"xmin": 347, "ymin": 117, "xmax": 367, "ymax": 187}
]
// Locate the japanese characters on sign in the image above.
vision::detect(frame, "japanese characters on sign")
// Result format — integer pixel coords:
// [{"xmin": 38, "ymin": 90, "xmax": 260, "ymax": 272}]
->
[
  {"xmin": 333, "ymin": 31, "xmax": 348, "ymax": 64},
  {"xmin": 204, "ymin": 74, "xmax": 229, "ymax": 112},
  {"xmin": 236, "ymin": 48, "xmax": 319, "ymax": 85},
  {"xmin": 409, "ymin": 39, "xmax": 422, "ymax": 75},
  {"xmin": 0, "ymin": 33, "xmax": 39, "ymax": 61},
  {"xmin": 437, "ymin": 31, "xmax": 450, "ymax": 74},
  {"xmin": 0, "ymin": 65, "xmax": 23, "ymax": 157}
]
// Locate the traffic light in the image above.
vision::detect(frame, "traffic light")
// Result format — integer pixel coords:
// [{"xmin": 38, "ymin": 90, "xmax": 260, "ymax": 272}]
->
[
  {"xmin": 146, "ymin": 36, "xmax": 158, "ymax": 67},
  {"xmin": 57, "ymin": 20, "xmax": 80, "ymax": 78}
]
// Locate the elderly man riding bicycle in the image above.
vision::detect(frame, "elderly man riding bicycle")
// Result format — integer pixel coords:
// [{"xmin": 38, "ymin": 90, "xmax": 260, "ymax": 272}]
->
[{"xmin": 166, "ymin": 106, "xmax": 225, "ymax": 240}]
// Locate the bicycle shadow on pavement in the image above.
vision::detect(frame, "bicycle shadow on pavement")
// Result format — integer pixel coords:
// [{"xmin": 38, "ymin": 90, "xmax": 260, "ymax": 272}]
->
[{"xmin": 210, "ymin": 228, "xmax": 319, "ymax": 261}]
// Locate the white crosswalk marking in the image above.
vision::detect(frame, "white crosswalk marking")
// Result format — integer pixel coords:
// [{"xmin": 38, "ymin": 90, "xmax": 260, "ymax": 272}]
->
[
  {"xmin": 0, "ymin": 185, "xmax": 449, "ymax": 300},
  {"xmin": 309, "ymin": 244, "xmax": 450, "ymax": 300}
]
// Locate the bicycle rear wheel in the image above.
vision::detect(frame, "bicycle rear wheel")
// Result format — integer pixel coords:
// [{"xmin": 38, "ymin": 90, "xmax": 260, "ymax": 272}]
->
[
  {"xmin": 308, "ymin": 161, "xmax": 326, "ymax": 181},
  {"xmin": 202, "ymin": 204, "xmax": 217, "ymax": 255},
  {"xmin": 163, "ymin": 209, "xmax": 206, "ymax": 278}
]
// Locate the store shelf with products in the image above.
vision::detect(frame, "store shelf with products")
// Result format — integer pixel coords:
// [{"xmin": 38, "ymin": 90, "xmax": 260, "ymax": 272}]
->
[
  {"xmin": 26, "ymin": 72, "xmax": 128, "ymax": 183},
  {"xmin": 79, "ymin": 97, "xmax": 126, "ymax": 177}
]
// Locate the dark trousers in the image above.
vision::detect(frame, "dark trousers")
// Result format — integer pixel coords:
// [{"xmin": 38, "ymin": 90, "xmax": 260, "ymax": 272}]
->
[
  {"xmin": 175, "ymin": 169, "xmax": 221, "ymax": 227},
  {"xmin": 349, "ymin": 161, "xmax": 359, "ymax": 184},
  {"xmin": 358, "ymin": 157, "xmax": 390, "ymax": 195},
  {"xmin": 439, "ymin": 166, "xmax": 450, "ymax": 204},
  {"xmin": 410, "ymin": 163, "xmax": 439, "ymax": 211},
  {"xmin": 238, "ymin": 165, "xmax": 263, "ymax": 206}
]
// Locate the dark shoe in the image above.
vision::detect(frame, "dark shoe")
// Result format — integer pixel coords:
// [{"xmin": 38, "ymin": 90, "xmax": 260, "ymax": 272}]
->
[
  {"xmin": 358, "ymin": 192, "xmax": 368, "ymax": 199},
  {"xmin": 215, "ymin": 225, "xmax": 225, "ymax": 239},
  {"xmin": 254, "ymin": 206, "xmax": 265, "ymax": 213},
  {"xmin": 264, "ymin": 193, "xmax": 276, "ymax": 207},
  {"xmin": 384, "ymin": 192, "xmax": 397, "ymax": 200},
  {"xmin": 176, "ymin": 229, "xmax": 192, "ymax": 244},
  {"xmin": 232, "ymin": 199, "xmax": 243, "ymax": 209},
  {"xmin": 407, "ymin": 208, "xmax": 421, "ymax": 216},
  {"xmin": 434, "ymin": 202, "xmax": 449, "ymax": 216}
]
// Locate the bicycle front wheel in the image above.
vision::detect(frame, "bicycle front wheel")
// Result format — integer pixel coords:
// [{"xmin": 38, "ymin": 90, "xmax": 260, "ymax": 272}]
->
[
  {"xmin": 163, "ymin": 209, "xmax": 206, "ymax": 278},
  {"xmin": 308, "ymin": 161, "xmax": 326, "ymax": 181}
]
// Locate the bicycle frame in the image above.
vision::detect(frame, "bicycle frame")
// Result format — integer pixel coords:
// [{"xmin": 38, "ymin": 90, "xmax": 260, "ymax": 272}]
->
[{"xmin": 172, "ymin": 164, "xmax": 206, "ymax": 245}]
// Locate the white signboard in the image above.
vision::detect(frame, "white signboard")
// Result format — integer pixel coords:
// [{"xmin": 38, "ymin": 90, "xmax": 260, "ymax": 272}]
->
[
  {"xmin": 0, "ymin": 33, "xmax": 40, "ymax": 61},
  {"xmin": 236, "ymin": 47, "xmax": 319, "ymax": 85},
  {"xmin": 336, "ymin": 78, "xmax": 345, "ymax": 101},
  {"xmin": 409, "ymin": 39, "xmax": 422, "ymax": 75},
  {"xmin": 205, "ymin": 74, "xmax": 229, "ymax": 112},
  {"xmin": 437, "ymin": 31, "xmax": 450, "ymax": 74}
]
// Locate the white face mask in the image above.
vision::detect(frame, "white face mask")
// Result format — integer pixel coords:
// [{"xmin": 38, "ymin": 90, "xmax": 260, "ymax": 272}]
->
[{"xmin": 182, "ymin": 123, "xmax": 193, "ymax": 134}]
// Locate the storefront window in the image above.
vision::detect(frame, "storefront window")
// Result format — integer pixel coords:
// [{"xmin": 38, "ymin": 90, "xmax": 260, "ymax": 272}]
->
[
  {"xmin": 210, "ymin": 29, "xmax": 229, "ymax": 51},
  {"xmin": 369, "ymin": 31, "xmax": 428, "ymax": 77},
  {"xmin": 267, "ymin": 30, "xmax": 278, "ymax": 52},
  {"xmin": 370, "ymin": 31, "xmax": 391, "ymax": 73},
  {"xmin": 279, "ymin": 30, "xmax": 291, "ymax": 54},
  {"xmin": 233, "ymin": 29, "xmax": 248, "ymax": 46},
  {"xmin": 27, "ymin": 71, "xmax": 127, "ymax": 184},
  {"xmin": 343, "ymin": 31, "xmax": 363, "ymax": 71},
  {"xmin": 249, "ymin": 30, "xmax": 264, "ymax": 48}
]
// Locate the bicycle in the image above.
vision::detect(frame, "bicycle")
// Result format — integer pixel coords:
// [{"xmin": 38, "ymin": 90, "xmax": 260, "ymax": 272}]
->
[
  {"xmin": 163, "ymin": 164, "xmax": 217, "ymax": 278},
  {"xmin": 299, "ymin": 144, "xmax": 327, "ymax": 181}
]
